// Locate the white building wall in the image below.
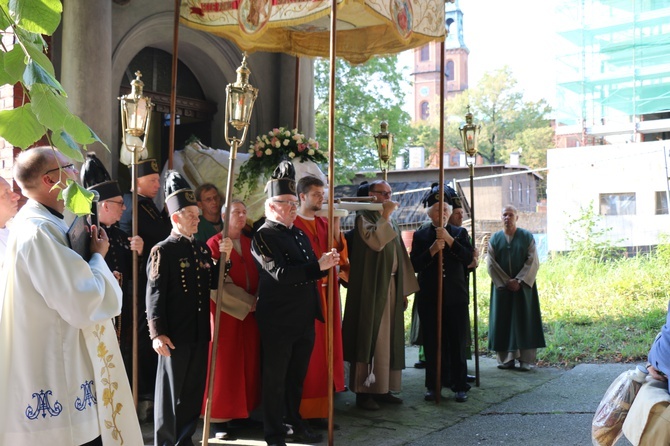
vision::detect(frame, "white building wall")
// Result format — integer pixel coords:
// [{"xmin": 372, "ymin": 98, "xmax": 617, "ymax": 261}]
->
[{"xmin": 547, "ymin": 141, "xmax": 670, "ymax": 252}]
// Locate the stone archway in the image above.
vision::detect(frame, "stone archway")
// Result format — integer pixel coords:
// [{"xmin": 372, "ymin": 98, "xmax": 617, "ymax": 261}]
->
[{"xmin": 111, "ymin": 12, "xmax": 266, "ymax": 172}]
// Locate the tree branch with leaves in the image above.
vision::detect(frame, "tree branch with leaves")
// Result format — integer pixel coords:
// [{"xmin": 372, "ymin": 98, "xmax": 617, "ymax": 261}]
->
[{"xmin": 0, "ymin": 0, "xmax": 107, "ymax": 215}]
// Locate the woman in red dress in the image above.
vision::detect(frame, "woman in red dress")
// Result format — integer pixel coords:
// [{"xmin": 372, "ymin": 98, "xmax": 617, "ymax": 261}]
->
[{"xmin": 202, "ymin": 200, "xmax": 261, "ymax": 429}]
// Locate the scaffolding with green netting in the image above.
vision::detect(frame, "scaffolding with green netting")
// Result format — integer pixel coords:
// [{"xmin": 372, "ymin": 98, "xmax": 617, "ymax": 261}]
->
[{"xmin": 555, "ymin": 0, "xmax": 670, "ymax": 142}]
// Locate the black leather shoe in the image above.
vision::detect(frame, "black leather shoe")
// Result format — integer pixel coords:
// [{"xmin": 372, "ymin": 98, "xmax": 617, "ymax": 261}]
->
[
  {"xmin": 455, "ymin": 391, "xmax": 468, "ymax": 403},
  {"xmin": 414, "ymin": 360, "xmax": 426, "ymax": 369},
  {"xmin": 373, "ymin": 392, "xmax": 403, "ymax": 404},
  {"xmin": 497, "ymin": 360, "xmax": 515, "ymax": 370},
  {"xmin": 356, "ymin": 393, "xmax": 380, "ymax": 410},
  {"xmin": 290, "ymin": 427, "xmax": 323, "ymax": 444},
  {"xmin": 424, "ymin": 390, "xmax": 436, "ymax": 402},
  {"xmin": 467, "ymin": 374, "xmax": 476, "ymax": 383}
]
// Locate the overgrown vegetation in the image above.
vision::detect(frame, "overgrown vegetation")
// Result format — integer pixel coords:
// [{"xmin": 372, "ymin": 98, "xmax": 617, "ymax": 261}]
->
[
  {"xmin": 400, "ymin": 207, "xmax": 670, "ymax": 368},
  {"xmin": 399, "ymin": 248, "xmax": 669, "ymax": 369},
  {"xmin": 474, "ymin": 251, "xmax": 667, "ymax": 368}
]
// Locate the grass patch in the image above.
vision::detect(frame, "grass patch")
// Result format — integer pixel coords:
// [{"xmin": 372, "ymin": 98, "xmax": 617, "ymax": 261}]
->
[{"xmin": 471, "ymin": 252, "xmax": 668, "ymax": 367}]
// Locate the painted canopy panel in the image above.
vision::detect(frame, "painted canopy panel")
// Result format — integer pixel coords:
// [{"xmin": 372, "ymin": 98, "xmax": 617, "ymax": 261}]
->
[{"xmin": 180, "ymin": 0, "xmax": 446, "ymax": 64}]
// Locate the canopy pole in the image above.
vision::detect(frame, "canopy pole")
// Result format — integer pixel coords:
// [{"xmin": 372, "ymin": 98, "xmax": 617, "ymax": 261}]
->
[
  {"xmin": 435, "ymin": 38, "xmax": 446, "ymax": 405},
  {"xmin": 326, "ymin": 1, "xmax": 338, "ymax": 444},
  {"xmin": 168, "ymin": 0, "xmax": 181, "ymax": 169},
  {"xmin": 293, "ymin": 57, "xmax": 300, "ymax": 129}
]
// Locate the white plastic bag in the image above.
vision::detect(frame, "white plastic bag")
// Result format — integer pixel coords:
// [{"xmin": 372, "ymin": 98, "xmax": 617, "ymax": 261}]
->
[{"xmin": 592, "ymin": 365, "xmax": 648, "ymax": 446}]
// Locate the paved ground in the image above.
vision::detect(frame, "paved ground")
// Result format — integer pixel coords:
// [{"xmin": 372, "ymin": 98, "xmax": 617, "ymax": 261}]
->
[{"xmin": 140, "ymin": 346, "xmax": 638, "ymax": 445}]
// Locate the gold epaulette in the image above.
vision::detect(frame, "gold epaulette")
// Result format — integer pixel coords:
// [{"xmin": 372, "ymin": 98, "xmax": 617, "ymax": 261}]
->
[{"xmin": 149, "ymin": 245, "xmax": 161, "ymax": 281}]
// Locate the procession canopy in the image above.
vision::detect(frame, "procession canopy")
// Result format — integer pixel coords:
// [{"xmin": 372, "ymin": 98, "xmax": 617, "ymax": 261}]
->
[{"xmin": 180, "ymin": 0, "xmax": 447, "ymax": 64}]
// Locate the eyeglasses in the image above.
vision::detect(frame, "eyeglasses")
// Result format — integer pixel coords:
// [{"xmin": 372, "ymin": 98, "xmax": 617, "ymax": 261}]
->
[
  {"xmin": 273, "ymin": 200, "xmax": 299, "ymax": 207},
  {"xmin": 44, "ymin": 163, "xmax": 76, "ymax": 175},
  {"xmin": 106, "ymin": 199, "xmax": 125, "ymax": 206},
  {"xmin": 370, "ymin": 190, "xmax": 392, "ymax": 198}
]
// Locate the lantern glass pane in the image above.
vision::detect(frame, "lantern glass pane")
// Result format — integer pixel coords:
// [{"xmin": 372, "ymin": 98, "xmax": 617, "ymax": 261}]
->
[
  {"xmin": 378, "ymin": 137, "xmax": 391, "ymax": 160},
  {"xmin": 466, "ymin": 129, "xmax": 475, "ymax": 148},
  {"xmin": 229, "ymin": 89, "xmax": 256, "ymax": 129},
  {"xmin": 128, "ymin": 98, "xmax": 149, "ymax": 134}
]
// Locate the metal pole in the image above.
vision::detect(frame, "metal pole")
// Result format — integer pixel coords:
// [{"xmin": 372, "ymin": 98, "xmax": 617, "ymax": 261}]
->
[
  {"xmin": 327, "ymin": 1, "xmax": 337, "ymax": 443},
  {"xmin": 293, "ymin": 57, "xmax": 300, "ymax": 129},
  {"xmin": 435, "ymin": 38, "xmax": 446, "ymax": 404},
  {"xmin": 168, "ymin": 0, "xmax": 181, "ymax": 170},
  {"xmin": 469, "ymin": 163, "xmax": 480, "ymax": 387},
  {"xmin": 131, "ymin": 150, "xmax": 139, "ymax": 408},
  {"xmin": 201, "ymin": 138, "xmax": 238, "ymax": 445}
]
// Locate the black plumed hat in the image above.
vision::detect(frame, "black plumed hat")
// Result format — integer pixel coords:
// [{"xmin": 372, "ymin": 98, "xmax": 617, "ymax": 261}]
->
[
  {"xmin": 421, "ymin": 182, "xmax": 462, "ymax": 209},
  {"xmin": 136, "ymin": 158, "xmax": 160, "ymax": 178},
  {"xmin": 356, "ymin": 181, "xmax": 370, "ymax": 197},
  {"xmin": 164, "ymin": 170, "xmax": 196, "ymax": 214},
  {"xmin": 80, "ymin": 152, "xmax": 122, "ymax": 201},
  {"xmin": 264, "ymin": 160, "xmax": 296, "ymax": 198}
]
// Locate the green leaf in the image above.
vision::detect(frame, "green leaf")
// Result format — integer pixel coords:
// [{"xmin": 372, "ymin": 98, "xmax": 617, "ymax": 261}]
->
[
  {"xmin": 60, "ymin": 114, "xmax": 109, "ymax": 152},
  {"xmin": 30, "ymin": 83, "xmax": 69, "ymax": 130},
  {"xmin": 3, "ymin": 45, "xmax": 26, "ymax": 84},
  {"xmin": 9, "ymin": 0, "xmax": 62, "ymax": 35},
  {"xmin": 0, "ymin": 3, "xmax": 10, "ymax": 35},
  {"xmin": 62, "ymin": 179, "xmax": 93, "ymax": 217},
  {"xmin": 24, "ymin": 40, "xmax": 56, "ymax": 78},
  {"xmin": 0, "ymin": 52, "xmax": 12, "ymax": 85},
  {"xmin": 0, "ymin": 104, "xmax": 45, "ymax": 149},
  {"xmin": 51, "ymin": 130, "xmax": 84, "ymax": 162},
  {"xmin": 23, "ymin": 59, "xmax": 64, "ymax": 92},
  {"xmin": 84, "ymin": 127, "xmax": 110, "ymax": 152},
  {"xmin": 63, "ymin": 114, "xmax": 95, "ymax": 145}
]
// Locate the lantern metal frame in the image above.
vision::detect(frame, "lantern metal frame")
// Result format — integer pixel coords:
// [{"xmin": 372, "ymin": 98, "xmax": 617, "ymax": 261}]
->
[
  {"xmin": 202, "ymin": 53, "xmax": 258, "ymax": 446},
  {"xmin": 374, "ymin": 121, "xmax": 394, "ymax": 181},
  {"xmin": 458, "ymin": 106, "xmax": 481, "ymax": 387},
  {"xmin": 118, "ymin": 70, "xmax": 154, "ymax": 408}
]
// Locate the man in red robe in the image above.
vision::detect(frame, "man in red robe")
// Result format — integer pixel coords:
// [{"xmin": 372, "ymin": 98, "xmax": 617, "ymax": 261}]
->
[{"xmin": 293, "ymin": 176, "xmax": 348, "ymax": 427}]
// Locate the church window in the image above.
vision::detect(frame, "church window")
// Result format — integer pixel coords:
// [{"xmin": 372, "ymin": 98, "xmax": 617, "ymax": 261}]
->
[
  {"xmin": 420, "ymin": 45, "xmax": 429, "ymax": 62},
  {"xmin": 446, "ymin": 60, "xmax": 454, "ymax": 79},
  {"xmin": 420, "ymin": 101, "xmax": 430, "ymax": 120}
]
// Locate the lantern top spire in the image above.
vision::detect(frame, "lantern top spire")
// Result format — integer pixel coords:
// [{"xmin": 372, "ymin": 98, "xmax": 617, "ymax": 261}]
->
[
  {"xmin": 130, "ymin": 71, "xmax": 145, "ymax": 97},
  {"xmin": 464, "ymin": 105, "xmax": 473, "ymax": 125},
  {"xmin": 234, "ymin": 53, "xmax": 252, "ymax": 89}
]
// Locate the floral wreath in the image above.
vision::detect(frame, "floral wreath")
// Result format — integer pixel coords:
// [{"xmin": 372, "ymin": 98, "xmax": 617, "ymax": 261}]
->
[{"xmin": 236, "ymin": 126, "xmax": 327, "ymax": 194}]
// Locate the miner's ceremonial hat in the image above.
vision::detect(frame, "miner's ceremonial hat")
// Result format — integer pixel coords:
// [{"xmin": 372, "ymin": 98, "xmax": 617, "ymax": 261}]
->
[
  {"xmin": 136, "ymin": 158, "xmax": 160, "ymax": 178},
  {"xmin": 265, "ymin": 160, "xmax": 296, "ymax": 198},
  {"xmin": 164, "ymin": 170, "xmax": 196, "ymax": 214},
  {"xmin": 422, "ymin": 182, "xmax": 462, "ymax": 209},
  {"xmin": 80, "ymin": 152, "xmax": 122, "ymax": 201}
]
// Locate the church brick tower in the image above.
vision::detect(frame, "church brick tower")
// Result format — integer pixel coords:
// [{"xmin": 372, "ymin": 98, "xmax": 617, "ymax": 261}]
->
[{"xmin": 412, "ymin": 0, "xmax": 469, "ymax": 123}]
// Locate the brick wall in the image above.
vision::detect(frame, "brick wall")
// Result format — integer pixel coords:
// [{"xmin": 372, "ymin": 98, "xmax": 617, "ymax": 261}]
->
[{"xmin": 0, "ymin": 33, "xmax": 17, "ymax": 185}]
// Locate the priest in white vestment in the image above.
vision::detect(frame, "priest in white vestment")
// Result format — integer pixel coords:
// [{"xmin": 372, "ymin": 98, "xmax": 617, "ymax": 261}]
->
[{"xmin": 0, "ymin": 147, "xmax": 141, "ymax": 446}]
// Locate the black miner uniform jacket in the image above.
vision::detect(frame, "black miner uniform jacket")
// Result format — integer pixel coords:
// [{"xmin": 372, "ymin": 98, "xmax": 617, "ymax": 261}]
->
[
  {"xmin": 251, "ymin": 219, "xmax": 326, "ymax": 332},
  {"xmin": 411, "ymin": 223, "xmax": 474, "ymax": 305},
  {"xmin": 120, "ymin": 193, "xmax": 171, "ymax": 253},
  {"xmin": 102, "ymin": 223, "xmax": 136, "ymax": 345},
  {"xmin": 146, "ymin": 232, "xmax": 219, "ymax": 344}
]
